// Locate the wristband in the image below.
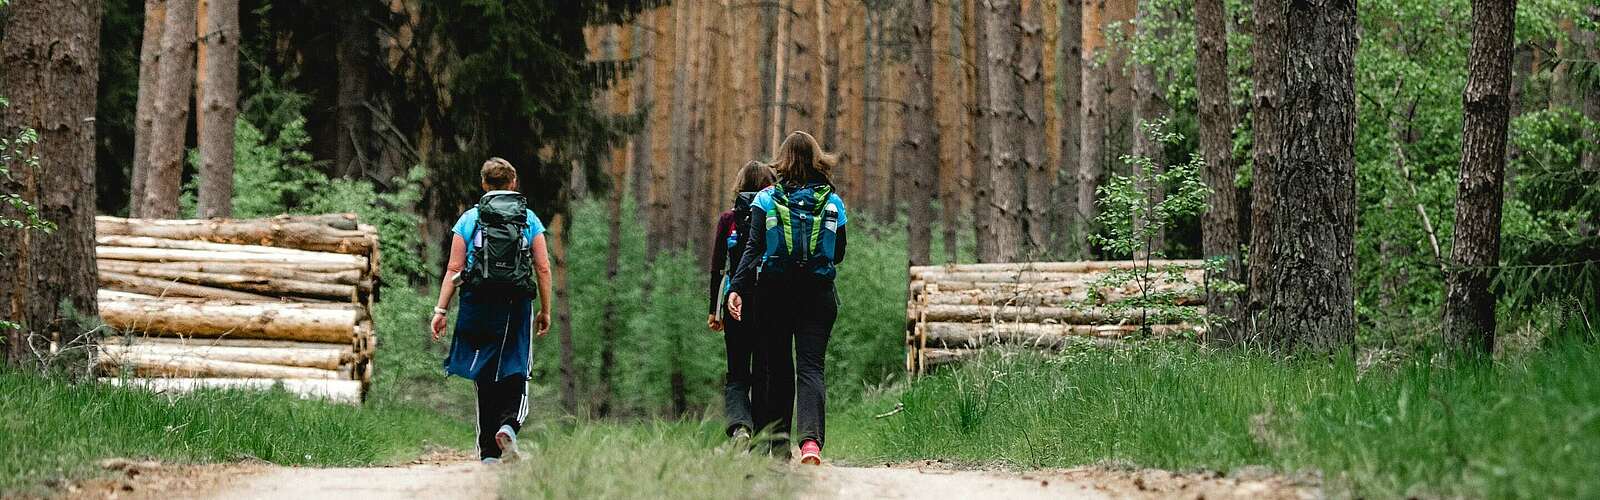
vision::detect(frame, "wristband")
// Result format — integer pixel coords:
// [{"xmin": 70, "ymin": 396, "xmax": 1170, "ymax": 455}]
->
[{"xmin": 434, "ymin": 307, "xmax": 448, "ymax": 315}]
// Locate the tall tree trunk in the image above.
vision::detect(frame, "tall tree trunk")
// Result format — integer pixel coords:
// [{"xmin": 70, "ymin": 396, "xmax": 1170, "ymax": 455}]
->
[
  {"xmin": 630, "ymin": 19, "xmax": 653, "ymax": 222},
  {"xmin": 1103, "ymin": 0, "xmax": 1136, "ymax": 170},
  {"xmin": 1443, "ymin": 0, "xmax": 1517, "ymax": 355},
  {"xmin": 823, "ymin": 0, "xmax": 843, "ymax": 151},
  {"xmin": 141, "ymin": 0, "xmax": 194, "ymax": 219},
  {"xmin": 1255, "ymin": 0, "xmax": 1357, "ymax": 353},
  {"xmin": 1077, "ymin": 0, "xmax": 1107, "ymax": 254},
  {"xmin": 550, "ymin": 212, "xmax": 579, "ymax": 415},
  {"xmin": 985, "ymin": 0, "xmax": 1026, "ymax": 263},
  {"xmin": 760, "ymin": 0, "xmax": 781, "ymax": 154},
  {"xmin": 1581, "ymin": 6, "xmax": 1600, "ymax": 173},
  {"xmin": 0, "ymin": 0, "xmax": 103, "ymax": 365},
  {"xmin": 669, "ymin": 3, "xmax": 694, "ymax": 252},
  {"xmin": 1131, "ymin": 0, "xmax": 1167, "ymax": 255},
  {"xmin": 334, "ymin": 3, "xmax": 373, "ymax": 180},
  {"xmin": 860, "ymin": 10, "xmax": 882, "ymax": 219},
  {"xmin": 196, "ymin": 0, "xmax": 237, "ymax": 219},
  {"xmin": 131, "ymin": 0, "xmax": 165, "ymax": 218},
  {"xmin": 1020, "ymin": 0, "xmax": 1050, "ymax": 258},
  {"xmin": 1053, "ymin": 0, "xmax": 1083, "ymax": 259},
  {"xmin": 936, "ymin": 0, "xmax": 969, "ymax": 264},
  {"xmin": 905, "ymin": 1, "xmax": 940, "ymax": 266},
  {"xmin": 1246, "ymin": 0, "xmax": 1284, "ymax": 338},
  {"xmin": 788, "ymin": 0, "xmax": 822, "ymax": 135},
  {"xmin": 1195, "ymin": 0, "xmax": 1242, "ymax": 342},
  {"xmin": 970, "ymin": 0, "xmax": 995, "ymax": 262}
]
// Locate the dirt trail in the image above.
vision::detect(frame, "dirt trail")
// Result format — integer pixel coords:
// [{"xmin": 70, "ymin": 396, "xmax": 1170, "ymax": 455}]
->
[{"xmin": 197, "ymin": 463, "xmax": 496, "ymax": 500}]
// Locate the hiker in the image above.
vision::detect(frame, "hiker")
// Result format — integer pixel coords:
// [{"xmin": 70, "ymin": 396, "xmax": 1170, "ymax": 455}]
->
[
  {"xmin": 429, "ymin": 157, "xmax": 554, "ymax": 465},
  {"xmin": 727, "ymin": 131, "xmax": 848, "ymax": 465},
  {"xmin": 708, "ymin": 161, "xmax": 778, "ymax": 445}
]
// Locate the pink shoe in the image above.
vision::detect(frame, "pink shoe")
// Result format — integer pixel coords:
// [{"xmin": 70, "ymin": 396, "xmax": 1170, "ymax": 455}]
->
[{"xmin": 799, "ymin": 440, "xmax": 822, "ymax": 465}]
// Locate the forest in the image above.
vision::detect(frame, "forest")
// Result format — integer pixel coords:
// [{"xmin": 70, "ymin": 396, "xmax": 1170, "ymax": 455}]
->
[{"xmin": 2, "ymin": 0, "xmax": 1599, "ymax": 497}]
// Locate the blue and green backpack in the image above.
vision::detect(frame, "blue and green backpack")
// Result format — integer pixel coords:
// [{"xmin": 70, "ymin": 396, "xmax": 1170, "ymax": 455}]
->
[{"xmin": 755, "ymin": 182, "xmax": 842, "ymax": 281}]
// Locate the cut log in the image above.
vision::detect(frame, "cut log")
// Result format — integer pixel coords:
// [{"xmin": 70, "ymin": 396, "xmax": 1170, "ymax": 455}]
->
[
  {"xmin": 99, "ymin": 260, "xmax": 364, "ymax": 286},
  {"xmin": 97, "ymin": 247, "xmax": 367, "ymax": 270},
  {"xmin": 99, "ymin": 297, "xmax": 359, "ymax": 343},
  {"xmin": 909, "ymin": 259, "xmax": 1204, "ymax": 275},
  {"xmin": 919, "ymin": 287, "xmax": 1205, "ymax": 307},
  {"xmin": 919, "ymin": 304, "xmax": 1204, "ymax": 324},
  {"xmin": 96, "ymin": 235, "xmax": 335, "ymax": 255},
  {"xmin": 96, "ymin": 215, "xmax": 374, "ymax": 254},
  {"xmin": 119, "ymin": 335, "xmax": 352, "ymax": 351},
  {"xmin": 99, "ymin": 343, "xmax": 349, "ymax": 370},
  {"xmin": 922, "ymin": 322, "xmax": 1200, "ymax": 348},
  {"xmin": 100, "ymin": 271, "xmax": 277, "ymax": 300},
  {"xmin": 921, "ymin": 348, "xmax": 981, "ymax": 368},
  {"xmin": 98, "ymin": 265, "xmax": 356, "ymax": 301},
  {"xmin": 98, "ymin": 290, "xmax": 160, "ymax": 300},
  {"xmin": 100, "ymin": 377, "xmax": 362, "ymax": 404},
  {"xmin": 96, "ymin": 351, "xmax": 342, "ymax": 379}
]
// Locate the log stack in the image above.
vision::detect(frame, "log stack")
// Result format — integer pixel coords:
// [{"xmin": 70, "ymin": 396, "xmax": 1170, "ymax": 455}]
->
[
  {"xmin": 906, "ymin": 260, "xmax": 1207, "ymax": 375},
  {"xmin": 92, "ymin": 214, "xmax": 380, "ymax": 404}
]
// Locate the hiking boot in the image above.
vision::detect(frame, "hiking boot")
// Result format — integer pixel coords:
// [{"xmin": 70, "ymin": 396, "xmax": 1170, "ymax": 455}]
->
[
  {"xmin": 495, "ymin": 425, "xmax": 520, "ymax": 462},
  {"xmin": 799, "ymin": 440, "xmax": 822, "ymax": 465},
  {"xmin": 730, "ymin": 427, "xmax": 752, "ymax": 451}
]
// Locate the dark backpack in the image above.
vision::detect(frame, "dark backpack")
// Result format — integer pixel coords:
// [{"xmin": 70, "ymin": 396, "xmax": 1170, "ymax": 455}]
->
[
  {"xmin": 716, "ymin": 192, "xmax": 760, "ymax": 321},
  {"xmin": 463, "ymin": 192, "xmax": 538, "ymax": 298},
  {"xmin": 758, "ymin": 183, "xmax": 841, "ymax": 281}
]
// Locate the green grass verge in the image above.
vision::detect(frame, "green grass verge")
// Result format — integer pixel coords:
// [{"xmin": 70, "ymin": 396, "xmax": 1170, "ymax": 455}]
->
[
  {"xmin": 828, "ymin": 342, "xmax": 1600, "ymax": 498},
  {"xmin": 499, "ymin": 419, "xmax": 793, "ymax": 500}
]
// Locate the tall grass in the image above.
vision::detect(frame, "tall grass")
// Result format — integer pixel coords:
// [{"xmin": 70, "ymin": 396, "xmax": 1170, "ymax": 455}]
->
[{"xmin": 827, "ymin": 342, "xmax": 1600, "ymax": 498}]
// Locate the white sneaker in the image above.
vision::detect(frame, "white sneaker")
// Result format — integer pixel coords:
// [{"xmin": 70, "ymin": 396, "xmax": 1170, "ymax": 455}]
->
[{"xmin": 495, "ymin": 425, "xmax": 520, "ymax": 462}]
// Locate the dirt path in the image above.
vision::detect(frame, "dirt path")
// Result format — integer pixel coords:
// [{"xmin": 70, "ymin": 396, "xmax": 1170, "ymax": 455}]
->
[{"xmin": 197, "ymin": 463, "xmax": 496, "ymax": 500}]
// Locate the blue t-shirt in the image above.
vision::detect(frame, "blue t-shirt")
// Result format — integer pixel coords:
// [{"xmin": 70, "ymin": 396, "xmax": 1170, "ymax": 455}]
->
[{"xmin": 452, "ymin": 196, "xmax": 546, "ymax": 270}]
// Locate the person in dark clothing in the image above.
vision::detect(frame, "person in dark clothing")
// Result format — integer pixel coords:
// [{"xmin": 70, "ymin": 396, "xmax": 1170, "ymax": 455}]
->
[
  {"xmin": 727, "ymin": 131, "xmax": 849, "ymax": 465},
  {"xmin": 430, "ymin": 158, "xmax": 554, "ymax": 464},
  {"xmin": 708, "ymin": 161, "xmax": 777, "ymax": 444}
]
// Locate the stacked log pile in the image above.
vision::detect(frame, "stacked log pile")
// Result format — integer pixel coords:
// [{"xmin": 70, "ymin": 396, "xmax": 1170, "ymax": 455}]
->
[
  {"xmin": 92, "ymin": 214, "xmax": 379, "ymax": 404},
  {"xmin": 906, "ymin": 260, "xmax": 1207, "ymax": 375}
]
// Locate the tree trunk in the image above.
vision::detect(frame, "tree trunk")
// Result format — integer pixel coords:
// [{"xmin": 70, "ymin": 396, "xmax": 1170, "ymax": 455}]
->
[
  {"xmin": 196, "ymin": 0, "xmax": 237, "ymax": 218},
  {"xmin": 141, "ymin": 0, "xmax": 195, "ymax": 219},
  {"xmin": 1246, "ymin": 0, "xmax": 1284, "ymax": 337},
  {"xmin": 1020, "ymin": 0, "xmax": 1050, "ymax": 258},
  {"xmin": 630, "ymin": 20, "xmax": 653, "ymax": 220},
  {"xmin": 597, "ymin": 25, "xmax": 627, "ymax": 419},
  {"xmin": 1581, "ymin": 6, "xmax": 1599, "ymax": 173},
  {"xmin": 334, "ymin": 3, "xmax": 373, "ymax": 180},
  {"xmin": 1077, "ymin": 0, "xmax": 1107, "ymax": 253},
  {"xmin": 1131, "ymin": 0, "xmax": 1168, "ymax": 255},
  {"xmin": 1053, "ymin": 0, "xmax": 1083, "ymax": 259},
  {"xmin": 904, "ymin": 1, "xmax": 939, "ymax": 266},
  {"xmin": 861, "ymin": 10, "xmax": 883, "ymax": 219},
  {"xmin": 0, "ymin": 0, "xmax": 103, "ymax": 365},
  {"xmin": 548, "ymin": 212, "xmax": 578, "ymax": 415},
  {"xmin": 788, "ymin": 0, "xmax": 822, "ymax": 135},
  {"xmin": 1255, "ymin": 0, "xmax": 1357, "ymax": 353},
  {"xmin": 935, "ymin": 0, "xmax": 969, "ymax": 264},
  {"xmin": 1443, "ymin": 0, "xmax": 1517, "ymax": 355},
  {"xmin": 759, "ymin": 0, "xmax": 781, "ymax": 153},
  {"xmin": 983, "ymin": 0, "xmax": 1025, "ymax": 263},
  {"xmin": 131, "ymin": 0, "xmax": 166, "ymax": 218},
  {"xmin": 1194, "ymin": 0, "xmax": 1242, "ymax": 342}
]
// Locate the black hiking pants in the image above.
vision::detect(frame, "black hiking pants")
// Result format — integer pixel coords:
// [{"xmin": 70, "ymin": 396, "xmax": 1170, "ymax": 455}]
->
[
  {"xmin": 750, "ymin": 279, "xmax": 838, "ymax": 452},
  {"xmin": 723, "ymin": 316, "xmax": 757, "ymax": 436},
  {"xmin": 474, "ymin": 371, "xmax": 527, "ymax": 459}
]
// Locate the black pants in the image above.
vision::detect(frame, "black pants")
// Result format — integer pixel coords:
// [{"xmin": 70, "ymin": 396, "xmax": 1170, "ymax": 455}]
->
[
  {"xmin": 475, "ymin": 372, "xmax": 527, "ymax": 459},
  {"xmin": 723, "ymin": 316, "xmax": 757, "ymax": 435},
  {"xmin": 750, "ymin": 280, "xmax": 837, "ymax": 451}
]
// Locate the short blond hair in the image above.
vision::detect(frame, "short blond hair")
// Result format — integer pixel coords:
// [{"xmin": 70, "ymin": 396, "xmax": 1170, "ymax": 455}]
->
[{"xmin": 481, "ymin": 157, "xmax": 518, "ymax": 190}]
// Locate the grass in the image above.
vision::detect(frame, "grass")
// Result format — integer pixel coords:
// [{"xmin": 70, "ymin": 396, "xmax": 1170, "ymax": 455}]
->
[
  {"xmin": 499, "ymin": 419, "xmax": 793, "ymax": 500},
  {"xmin": 827, "ymin": 341, "xmax": 1600, "ymax": 498}
]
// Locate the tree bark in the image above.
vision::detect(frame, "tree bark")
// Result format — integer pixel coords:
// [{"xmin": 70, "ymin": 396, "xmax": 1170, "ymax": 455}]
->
[
  {"xmin": 196, "ymin": 0, "xmax": 237, "ymax": 218},
  {"xmin": 788, "ymin": 0, "xmax": 822, "ymax": 135},
  {"xmin": 904, "ymin": 1, "xmax": 939, "ymax": 266},
  {"xmin": 1246, "ymin": 0, "xmax": 1284, "ymax": 338},
  {"xmin": 549, "ymin": 213, "xmax": 579, "ymax": 415},
  {"xmin": 969, "ymin": 0, "xmax": 997, "ymax": 262},
  {"xmin": 1053, "ymin": 0, "xmax": 1084, "ymax": 259},
  {"xmin": 1131, "ymin": 0, "xmax": 1168, "ymax": 255},
  {"xmin": 1443, "ymin": 0, "xmax": 1517, "ymax": 355},
  {"xmin": 1194, "ymin": 0, "xmax": 1242, "ymax": 341},
  {"xmin": 141, "ymin": 0, "xmax": 194, "ymax": 219},
  {"xmin": 131, "ymin": 0, "xmax": 166, "ymax": 218},
  {"xmin": 1580, "ymin": 6, "xmax": 1599, "ymax": 173},
  {"xmin": 630, "ymin": 19, "xmax": 653, "ymax": 221},
  {"xmin": 1020, "ymin": 0, "xmax": 1050, "ymax": 257},
  {"xmin": 334, "ymin": 2, "xmax": 373, "ymax": 180},
  {"xmin": 935, "ymin": 0, "xmax": 969, "ymax": 264},
  {"xmin": 0, "ymin": 0, "xmax": 103, "ymax": 365},
  {"xmin": 984, "ymin": 0, "xmax": 1026, "ymax": 263},
  {"xmin": 1077, "ymin": 0, "xmax": 1107, "ymax": 252},
  {"xmin": 1255, "ymin": 0, "xmax": 1358, "ymax": 353}
]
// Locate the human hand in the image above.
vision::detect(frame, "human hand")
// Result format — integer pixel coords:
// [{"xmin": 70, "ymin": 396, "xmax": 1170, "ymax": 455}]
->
[
  {"xmin": 430, "ymin": 313, "xmax": 447, "ymax": 341},
  {"xmin": 727, "ymin": 292, "xmax": 743, "ymax": 322},
  {"xmin": 536, "ymin": 311, "xmax": 551, "ymax": 336},
  {"xmin": 708, "ymin": 314, "xmax": 724, "ymax": 332}
]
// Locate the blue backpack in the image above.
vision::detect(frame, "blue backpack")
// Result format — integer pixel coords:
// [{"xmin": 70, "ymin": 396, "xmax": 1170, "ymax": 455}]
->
[{"xmin": 757, "ymin": 183, "xmax": 841, "ymax": 281}]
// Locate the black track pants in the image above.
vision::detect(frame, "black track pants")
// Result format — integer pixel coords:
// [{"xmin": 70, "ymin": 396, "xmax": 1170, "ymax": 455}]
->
[
  {"xmin": 750, "ymin": 281, "xmax": 837, "ymax": 451},
  {"xmin": 723, "ymin": 316, "xmax": 757, "ymax": 435},
  {"xmin": 474, "ymin": 373, "xmax": 527, "ymax": 459}
]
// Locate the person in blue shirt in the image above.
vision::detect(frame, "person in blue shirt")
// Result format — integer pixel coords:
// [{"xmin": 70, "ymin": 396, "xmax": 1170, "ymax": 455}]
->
[
  {"xmin": 726, "ymin": 131, "xmax": 848, "ymax": 465},
  {"xmin": 429, "ymin": 158, "xmax": 553, "ymax": 464}
]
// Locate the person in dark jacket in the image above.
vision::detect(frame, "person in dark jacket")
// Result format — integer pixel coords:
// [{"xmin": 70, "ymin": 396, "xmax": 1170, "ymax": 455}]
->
[
  {"xmin": 429, "ymin": 158, "xmax": 554, "ymax": 464},
  {"xmin": 708, "ymin": 161, "xmax": 778, "ymax": 444},
  {"xmin": 727, "ymin": 131, "xmax": 848, "ymax": 465}
]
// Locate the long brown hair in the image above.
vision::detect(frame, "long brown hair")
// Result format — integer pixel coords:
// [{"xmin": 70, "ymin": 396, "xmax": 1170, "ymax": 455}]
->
[
  {"xmin": 769, "ymin": 131, "xmax": 837, "ymax": 186},
  {"xmin": 734, "ymin": 160, "xmax": 777, "ymax": 196}
]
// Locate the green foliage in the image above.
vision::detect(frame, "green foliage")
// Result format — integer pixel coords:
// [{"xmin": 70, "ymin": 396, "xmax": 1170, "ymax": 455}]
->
[
  {"xmin": 499, "ymin": 419, "xmax": 792, "ymax": 500},
  {"xmin": 829, "ymin": 343, "xmax": 1600, "ymax": 497}
]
